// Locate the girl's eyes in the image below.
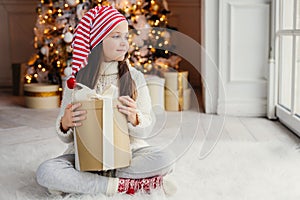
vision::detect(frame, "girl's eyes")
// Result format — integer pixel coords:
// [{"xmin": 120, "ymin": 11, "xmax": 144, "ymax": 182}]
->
[{"xmin": 112, "ymin": 34, "xmax": 129, "ymax": 40}]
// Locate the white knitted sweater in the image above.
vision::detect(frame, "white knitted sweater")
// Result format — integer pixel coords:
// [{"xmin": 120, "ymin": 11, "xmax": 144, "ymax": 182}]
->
[{"xmin": 55, "ymin": 62, "xmax": 154, "ymax": 154}]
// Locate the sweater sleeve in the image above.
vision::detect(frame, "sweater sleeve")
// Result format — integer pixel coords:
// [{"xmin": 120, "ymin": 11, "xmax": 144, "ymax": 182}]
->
[
  {"xmin": 128, "ymin": 68, "xmax": 156, "ymax": 139},
  {"xmin": 55, "ymin": 83, "xmax": 74, "ymax": 143}
]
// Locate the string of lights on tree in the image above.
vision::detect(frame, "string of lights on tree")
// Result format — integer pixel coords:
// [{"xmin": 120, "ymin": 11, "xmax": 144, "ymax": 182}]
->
[{"xmin": 26, "ymin": 0, "xmax": 182, "ymax": 86}]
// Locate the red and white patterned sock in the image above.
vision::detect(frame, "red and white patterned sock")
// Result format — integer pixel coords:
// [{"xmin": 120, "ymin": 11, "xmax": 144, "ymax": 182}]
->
[{"xmin": 118, "ymin": 175, "xmax": 163, "ymax": 195}]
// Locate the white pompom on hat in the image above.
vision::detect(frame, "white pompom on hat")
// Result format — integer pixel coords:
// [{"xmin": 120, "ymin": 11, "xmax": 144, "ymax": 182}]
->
[{"xmin": 67, "ymin": 5, "xmax": 126, "ymax": 89}]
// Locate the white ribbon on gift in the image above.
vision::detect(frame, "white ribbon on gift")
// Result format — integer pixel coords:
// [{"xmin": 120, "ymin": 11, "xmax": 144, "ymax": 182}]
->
[{"xmin": 74, "ymin": 83, "xmax": 118, "ymax": 170}]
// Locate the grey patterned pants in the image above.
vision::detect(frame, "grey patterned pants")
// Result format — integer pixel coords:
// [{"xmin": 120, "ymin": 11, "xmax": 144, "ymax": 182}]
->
[{"xmin": 36, "ymin": 146, "xmax": 175, "ymax": 195}]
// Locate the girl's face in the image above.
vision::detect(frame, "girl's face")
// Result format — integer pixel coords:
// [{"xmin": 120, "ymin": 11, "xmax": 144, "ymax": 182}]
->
[{"xmin": 102, "ymin": 21, "xmax": 129, "ymax": 62}]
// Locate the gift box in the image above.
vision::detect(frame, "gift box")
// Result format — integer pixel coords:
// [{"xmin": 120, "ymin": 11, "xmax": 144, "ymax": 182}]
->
[
  {"xmin": 165, "ymin": 88, "xmax": 191, "ymax": 111},
  {"xmin": 23, "ymin": 83, "xmax": 60, "ymax": 109},
  {"xmin": 164, "ymin": 71, "xmax": 189, "ymax": 91},
  {"xmin": 145, "ymin": 75, "xmax": 165, "ymax": 110},
  {"xmin": 73, "ymin": 84, "xmax": 131, "ymax": 171},
  {"xmin": 164, "ymin": 71, "xmax": 190, "ymax": 111}
]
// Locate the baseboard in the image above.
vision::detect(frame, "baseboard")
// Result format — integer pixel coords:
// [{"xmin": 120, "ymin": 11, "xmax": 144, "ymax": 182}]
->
[{"xmin": 217, "ymin": 99, "xmax": 267, "ymax": 117}]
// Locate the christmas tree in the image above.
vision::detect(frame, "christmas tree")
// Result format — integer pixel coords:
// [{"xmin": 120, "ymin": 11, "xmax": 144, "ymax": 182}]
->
[{"xmin": 26, "ymin": 0, "xmax": 181, "ymax": 87}]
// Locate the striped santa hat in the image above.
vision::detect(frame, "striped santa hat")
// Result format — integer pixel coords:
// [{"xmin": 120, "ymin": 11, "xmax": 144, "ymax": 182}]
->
[{"xmin": 67, "ymin": 6, "xmax": 127, "ymax": 89}]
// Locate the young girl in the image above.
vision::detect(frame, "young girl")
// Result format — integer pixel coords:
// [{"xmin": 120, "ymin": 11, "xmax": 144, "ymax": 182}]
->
[{"xmin": 36, "ymin": 6, "xmax": 175, "ymax": 196}]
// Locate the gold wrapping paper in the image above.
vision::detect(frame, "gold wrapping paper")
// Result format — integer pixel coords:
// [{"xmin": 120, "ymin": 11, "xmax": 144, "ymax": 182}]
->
[
  {"xmin": 165, "ymin": 88, "xmax": 191, "ymax": 111},
  {"xmin": 177, "ymin": 72, "xmax": 184, "ymax": 111},
  {"xmin": 74, "ymin": 99, "xmax": 131, "ymax": 171},
  {"xmin": 24, "ymin": 91, "xmax": 59, "ymax": 97},
  {"xmin": 164, "ymin": 71, "xmax": 189, "ymax": 111},
  {"xmin": 164, "ymin": 71, "xmax": 188, "ymax": 91}
]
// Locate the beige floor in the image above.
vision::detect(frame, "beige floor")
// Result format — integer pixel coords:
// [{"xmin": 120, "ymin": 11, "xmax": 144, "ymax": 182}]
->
[{"xmin": 1, "ymin": 86, "xmax": 299, "ymax": 147}]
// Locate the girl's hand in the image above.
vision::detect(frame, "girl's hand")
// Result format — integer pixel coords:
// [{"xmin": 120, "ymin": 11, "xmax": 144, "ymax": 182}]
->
[
  {"xmin": 117, "ymin": 96, "xmax": 139, "ymax": 126},
  {"xmin": 61, "ymin": 103, "xmax": 87, "ymax": 131}
]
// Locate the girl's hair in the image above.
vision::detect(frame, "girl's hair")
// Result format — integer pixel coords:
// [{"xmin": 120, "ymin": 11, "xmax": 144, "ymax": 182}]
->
[
  {"xmin": 118, "ymin": 54, "xmax": 137, "ymax": 100},
  {"xmin": 75, "ymin": 43, "xmax": 137, "ymax": 100}
]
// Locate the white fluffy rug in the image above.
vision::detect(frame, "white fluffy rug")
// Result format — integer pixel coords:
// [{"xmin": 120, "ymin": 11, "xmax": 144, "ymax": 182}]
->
[{"xmin": 1, "ymin": 131, "xmax": 300, "ymax": 200}]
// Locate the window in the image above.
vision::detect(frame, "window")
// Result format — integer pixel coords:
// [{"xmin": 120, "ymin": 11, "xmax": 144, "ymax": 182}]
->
[{"xmin": 276, "ymin": 0, "xmax": 300, "ymax": 134}]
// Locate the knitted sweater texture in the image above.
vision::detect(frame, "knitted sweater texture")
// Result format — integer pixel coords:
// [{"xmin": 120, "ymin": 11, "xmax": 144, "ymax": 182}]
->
[{"xmin": 55, "ymin": 62, "xmax": 154, "ymax": 154}]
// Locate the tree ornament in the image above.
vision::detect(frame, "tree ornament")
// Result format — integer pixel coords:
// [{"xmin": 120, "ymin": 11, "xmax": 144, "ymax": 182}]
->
[
  {"xmin": 153, "ymin": 4, "xmax": 159, "ymax": 11},
  {"xmin": 64, "ymin": 32, "xmax": 73, "ymax": 43},
  {"xmin": 66, "ymin": 45, "xmax": 73, "ymax": 53},
  {"xmin": 144, "ymin": 63, "xmax": 153, "ymax": 71},
  {"xmin": 27, "ymin": 66, "xmax": 35, "ymax": 75},
  {"xmin": 161, "ymin": 31, "xmax": 170, "ymax": 40},
  {"xmin": 66, "ymin": 0, "xmax": 78, "ymax": 7},
  {"xmin": 133, "ymin": 15, "xmax": 148, "ymax": 30},
  {"xmin": 28, "ymin": 54, "xmax": 38, "ymax": 66},
  {"xmin": 150, "ymin": 3, "xmax": 159, "ymax": 14},
  {"xmin": 76, "ymin": 2, "xmax": 91, "ymax": 20},
  {"xmin": 40, "ymin": 45, "xmax": 49, "ymax": 55},
  {"xmin": 140, "ymin": 46, "xmax": 149, "ymax": 57},
  {"xmin": 133, "ymin": 36, "xmax": 144, "ymax": 47},
  {"xmin": 162, "ymin": 0, "xmax": 169, "ymax": 11},
  {"xmin": 37, "ymin": 69, "xmax": 49, "ymax": 83},
  {"xmin": 139, "ymin": 28, "xmax": 150, "ymax": 40}
]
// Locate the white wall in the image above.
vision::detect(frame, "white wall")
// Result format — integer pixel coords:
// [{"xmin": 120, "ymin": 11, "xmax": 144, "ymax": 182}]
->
[{"xmin": 0, "ymin": 0, "xmax": 36, "ymax": 87}]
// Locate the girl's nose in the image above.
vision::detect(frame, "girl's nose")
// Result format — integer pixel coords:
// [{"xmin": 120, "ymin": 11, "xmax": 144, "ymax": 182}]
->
[{"xmin": 120, "ymin": 39, "xmax": 127, "ymax": 46}]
